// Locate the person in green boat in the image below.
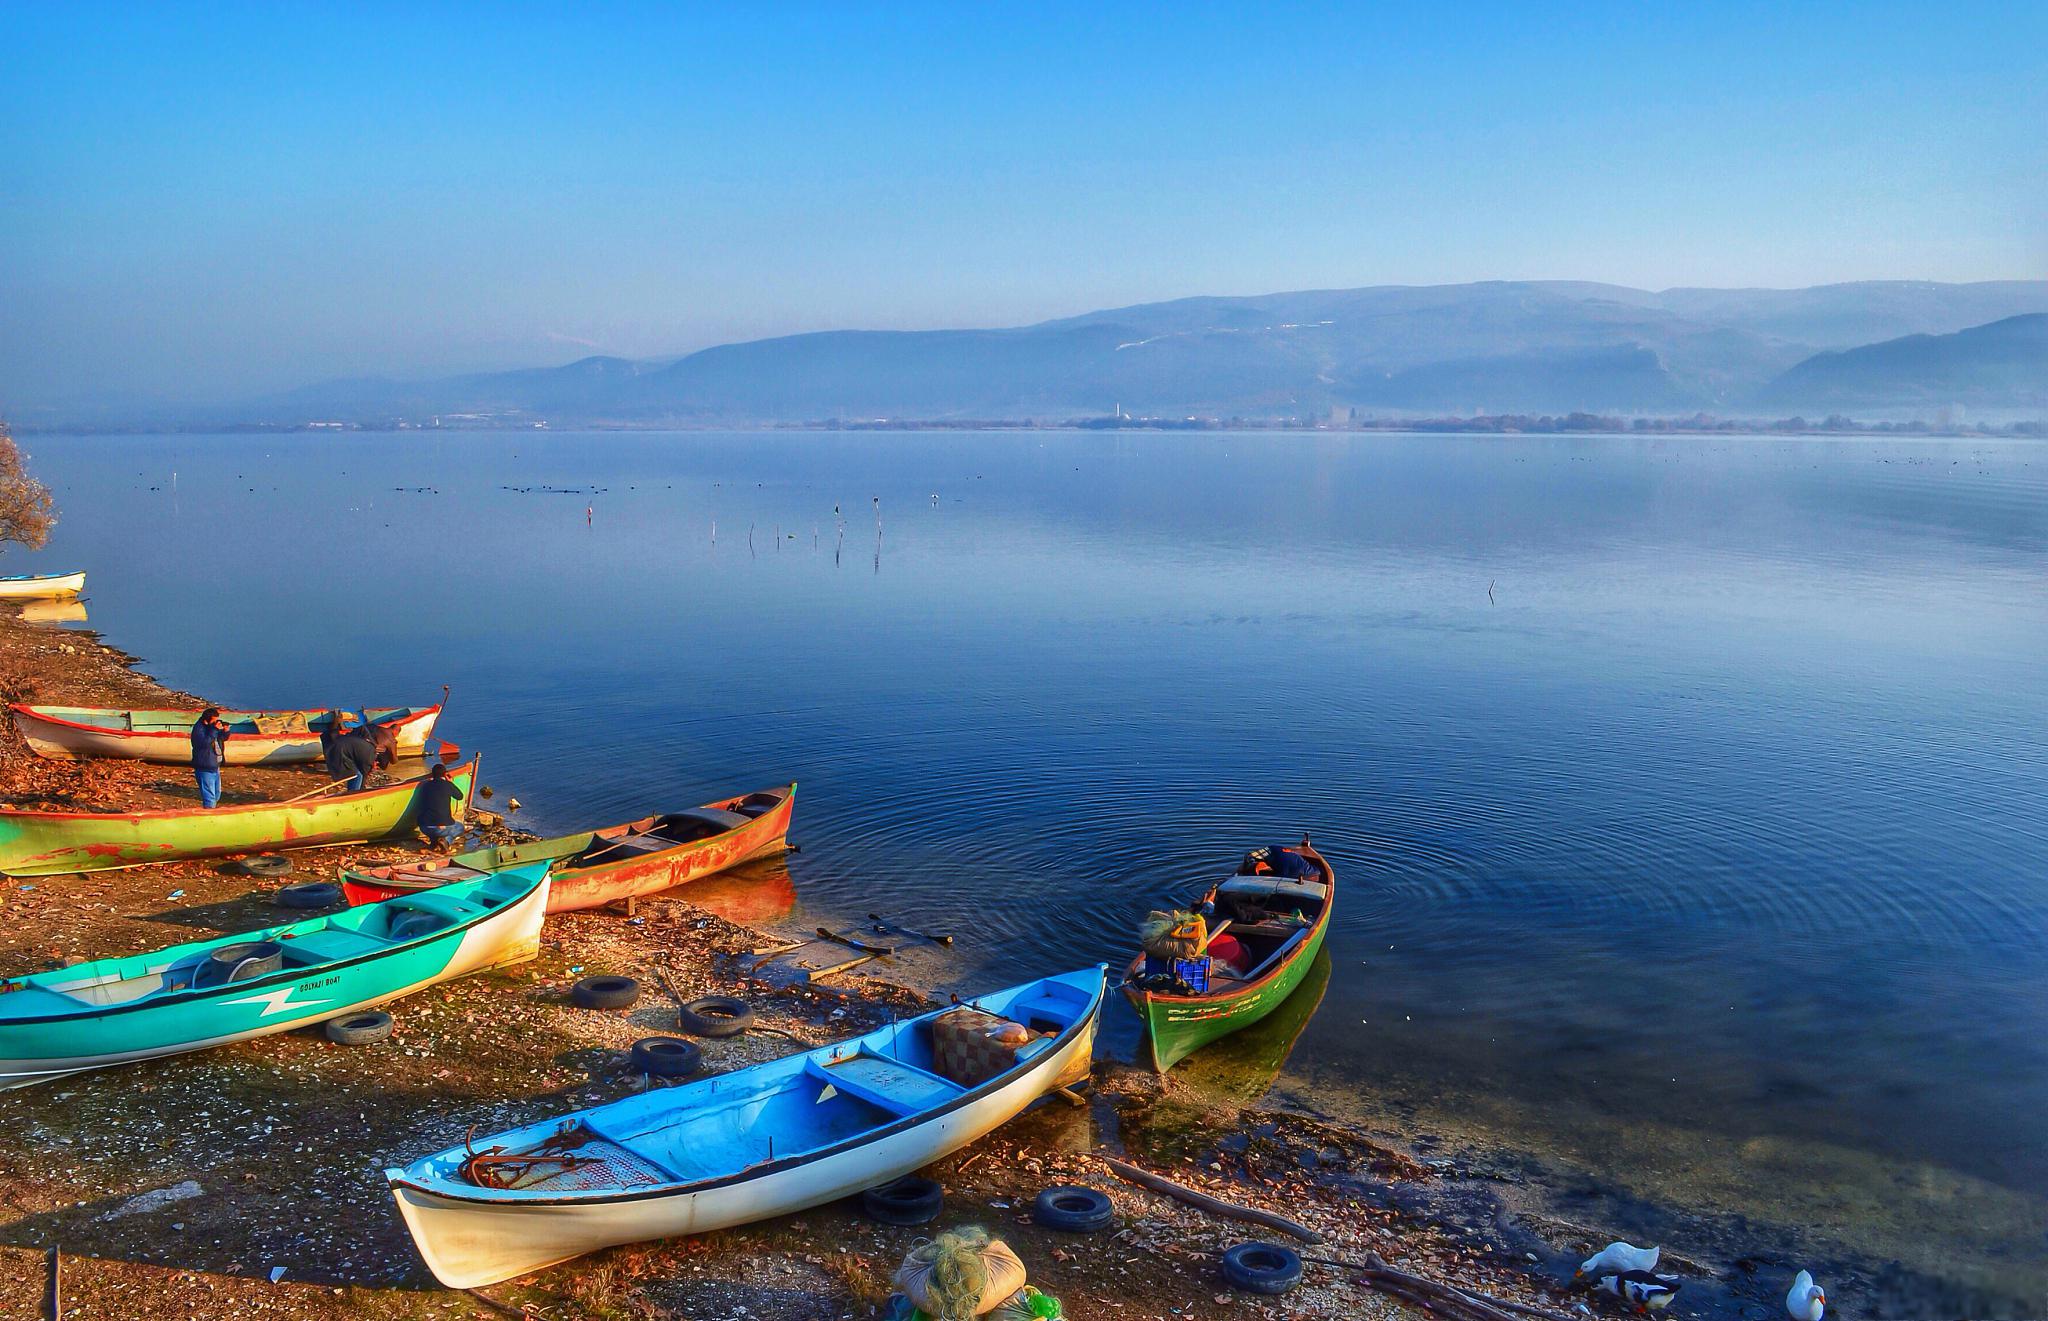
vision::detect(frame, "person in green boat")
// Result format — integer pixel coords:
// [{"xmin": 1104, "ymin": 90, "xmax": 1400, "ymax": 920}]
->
[
  {"xmin": 415, "ymin": 762, "xmax": 467, "ymax": 850},
  {"xmin": 189, "ymin": 707, "xmax": 230, "ymax": 808}
]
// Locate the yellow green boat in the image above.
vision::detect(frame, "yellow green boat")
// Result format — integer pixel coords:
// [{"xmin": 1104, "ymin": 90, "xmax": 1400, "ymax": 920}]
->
[
  {"xmin": 0, "ymin": 761, "xmax": 478, "ymax": 877},
  {"xmin": 1121, "ymin": 840, "xmax": 1334, "ymax": 1072}
]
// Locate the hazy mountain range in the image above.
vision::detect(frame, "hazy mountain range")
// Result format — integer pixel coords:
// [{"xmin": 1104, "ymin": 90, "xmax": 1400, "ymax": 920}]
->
[{"xmin": 43, "ymin": 280, "xmax": 2048, "ymax": 429}]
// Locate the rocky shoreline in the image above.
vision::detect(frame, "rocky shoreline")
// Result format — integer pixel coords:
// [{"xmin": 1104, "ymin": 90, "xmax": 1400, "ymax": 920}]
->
[{"xmin": 0, "ymin": 603, "xmax": 1809, "ymax": 1321}]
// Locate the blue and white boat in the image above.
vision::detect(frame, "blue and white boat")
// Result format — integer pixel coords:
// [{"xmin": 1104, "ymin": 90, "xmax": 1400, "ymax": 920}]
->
[{"xmin": 387, "ymin": 965, "xmax": 1106, "ymax": 1288}]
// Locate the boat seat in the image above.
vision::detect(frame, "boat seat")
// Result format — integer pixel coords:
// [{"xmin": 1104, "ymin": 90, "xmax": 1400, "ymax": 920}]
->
[
  {"xmin": 1004, "ymin": 997, "xmax": 1079, "ymax": 1033},
  {"xmin": 282, "ymin": 927, "xmax": 390, "ymax": 965},
  {"xmin": 387, "ymin": 890, "xmax": 485, "ymax": 921},
  {"xmin": 807, "ymin": 1050, "xmax": 964, "ymax": 1115},
  {"xmin": 668, "ymin": 807, "xmax": 752, "ymax": 832},
  {"xmin": 1237, "ymin": 928, "xmax": 1311, "ymax": 982}
]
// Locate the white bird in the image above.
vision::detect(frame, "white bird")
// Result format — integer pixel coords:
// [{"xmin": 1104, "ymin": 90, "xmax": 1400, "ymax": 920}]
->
[
  {"xmin": 1575, "ymin": 1241, "xmax": 1661, "ymax": 1284},
  {"xmin": 1595, "ymin": 1270, "xmax": 1681, "ymax": 1313},
  {"xmin": 1786, "ymin": 1270, "xmax": 1825, "ymax": 1321}
]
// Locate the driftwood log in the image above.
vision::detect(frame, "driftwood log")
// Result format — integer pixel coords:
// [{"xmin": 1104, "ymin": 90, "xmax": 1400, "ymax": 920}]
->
[{"xmin": 1098, "ymin": 1154, "xmax": 1324, "ymax": 1243}]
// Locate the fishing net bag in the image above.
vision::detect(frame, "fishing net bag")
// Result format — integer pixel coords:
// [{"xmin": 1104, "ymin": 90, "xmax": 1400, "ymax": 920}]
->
[{"xmin": 891, "ymin": 1227, "xmax": 1028, "ymax": 1319}]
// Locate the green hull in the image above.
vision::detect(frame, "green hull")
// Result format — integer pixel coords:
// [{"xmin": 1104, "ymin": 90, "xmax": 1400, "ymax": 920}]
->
[
  {"xmin": 0, "ymin": 862, "xmax": 548, "ymax": 1087},
  {"xmin": 0, "ymin": 762, "xmax": 476, "ymax": 876},
  {"xmin": 1128, "ymin": 916, "xmax": 1330, "ymax": 1071}
]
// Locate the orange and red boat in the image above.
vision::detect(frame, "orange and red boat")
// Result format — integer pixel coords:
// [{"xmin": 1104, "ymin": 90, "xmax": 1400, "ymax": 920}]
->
[{"xmin": 340, "ymin": 784, "xmax": 795, "ymax": 914}]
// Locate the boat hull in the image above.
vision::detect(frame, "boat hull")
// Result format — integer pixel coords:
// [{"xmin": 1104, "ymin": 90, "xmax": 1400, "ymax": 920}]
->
[
  {"xmin": 9, "ymin": 704, "xmax": 442, "ymax": 765},
  {"xmin": 344, "ymin": 785, "xmax": 794, "ymax": 914},
  {"xmin": 0, "ymin": 761, "xmax": 477, "ymax": 877},
  {"xmin": 387, "ymin": 968, "xmax": 1103, "ymax": 1288},
  {"xmin": 1124, "ymin": 849, "xmax": 1336, "ymax": 1072},
  {"xmin": 0, "ymin": 867, "xmax": 546, "ymax": 1087},
  {"xmin": 0, "ymin": 571, "xmax": 85, "ymax": 599}
]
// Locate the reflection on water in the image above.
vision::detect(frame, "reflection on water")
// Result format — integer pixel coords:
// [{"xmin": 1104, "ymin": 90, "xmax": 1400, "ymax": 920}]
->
[
  {"xmin": 1172, "ymin": 947, "xmax": 1331, "ymax": 1109},
  {"xmin": 17, "ymin": 598, "xmax": 88, "ymax": 626},
  {"xmin": 16, "ymin": 429, "xmax": 2048, "ymax": 1312},
  {"xmin": 675, "ymin": 857, "xmax": 799, "ymax": 927}
]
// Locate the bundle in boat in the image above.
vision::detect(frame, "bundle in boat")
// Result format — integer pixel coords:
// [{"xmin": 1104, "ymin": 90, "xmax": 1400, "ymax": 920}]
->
[
  {"xmin": 0, "ymin": 760, "xmax": 478, "ymax": 877},
  {"xmin": 0, "ymin": 863, "xmax": 549, "ymax": 1088},
  {"xmin": 384, "ymin": 966, "xmax": 1107, "ymax": 1288},
  {"xmin": 8, "ymin": 702, "xmax": 443, "ymax": 765},
  {"xmin": 341, "ymin": 784, "xmax": 795, "ymax": 913}
]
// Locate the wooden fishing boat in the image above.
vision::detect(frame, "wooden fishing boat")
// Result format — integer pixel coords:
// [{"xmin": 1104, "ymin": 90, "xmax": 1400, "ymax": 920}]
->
[
  {"xmin": 0, "ymin": 862, "xmax": 548, "ymax": 1088},
  {"xmin": 0, "ymin": 570, "xmax": 85, "ymax": 600},
  {"xmin": 0, "ymin": 760, "xmax": 478, "ymax": 877},
  {"xmin": 341, "ymin": 784, "xmax": 794, "ymax": 914},
  {"xmin": 1122, "ymin": 839, "xmax": 1334, "ymax": 1072},
  {"xmin": 387, "ymin": 965, "xmax": 1106, "ymax": 1288},
  {"xmin": 10, "ymin": 702, "xmax": 444, "ymax": 765}
]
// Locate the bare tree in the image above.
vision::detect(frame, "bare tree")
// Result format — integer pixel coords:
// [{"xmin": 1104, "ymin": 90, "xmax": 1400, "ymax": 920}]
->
[{"xmin": 0, "ymin": 423, "xmax": 55, "ymax": 552}]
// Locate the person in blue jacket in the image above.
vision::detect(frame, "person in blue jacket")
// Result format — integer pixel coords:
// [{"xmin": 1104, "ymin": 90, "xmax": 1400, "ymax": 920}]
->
[{"xmin": 190, "ymin": 707, "xmax": 231, "ymax": 808}]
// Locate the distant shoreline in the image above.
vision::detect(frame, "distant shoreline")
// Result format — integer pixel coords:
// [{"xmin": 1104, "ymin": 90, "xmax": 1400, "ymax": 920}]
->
[{"xmin": 20, "ymin": 412, "xmax": 2048, "ymax": 439}]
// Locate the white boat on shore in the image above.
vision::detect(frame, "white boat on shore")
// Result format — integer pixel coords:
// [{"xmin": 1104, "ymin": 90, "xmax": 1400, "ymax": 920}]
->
[
  {"xmin": 0, "ymin": 570, "xmax": 85, "ymax": 600},
  {"xmin": 386, "ymin": 965, "xmax": 1106, "ymax": 1288},
  {"xmin": 9, "ymin": 703, "xmax": 444, "ymax": 765}
]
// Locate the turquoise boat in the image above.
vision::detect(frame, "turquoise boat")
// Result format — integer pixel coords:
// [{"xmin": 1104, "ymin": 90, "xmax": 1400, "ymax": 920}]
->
[{"xmin": 0, "ymin": 862, "xmax": 550, "ymax": 1088}]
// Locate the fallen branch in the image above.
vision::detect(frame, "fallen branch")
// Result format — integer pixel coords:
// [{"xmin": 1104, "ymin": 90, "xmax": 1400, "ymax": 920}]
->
[
  {"xmin": 463, "ymin": 1286, "xmax": 529, "ymax": 1317},
  {"xmin": 1098, "ymin": 1154, "xmax": 1323, "ymax": 1244}
]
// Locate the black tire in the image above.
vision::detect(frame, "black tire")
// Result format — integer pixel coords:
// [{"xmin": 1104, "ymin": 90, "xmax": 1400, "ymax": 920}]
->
[
  {"xmin": 1033, "ymin": 1184, "xmax": 1114, "ymax": 1233},
  {"xmin": 677, "ymin": 995, "xmax": 754, "ymax": 1038},
  {"xmin": 1221, "ymin": 1242, "xmax": 1303, "ymax": 1296},
  {"xmin": 239, "ymin": 854, "xmax": 293, "ymax": 878},
  {"xmin": 571, "ymin": 975, "xmax": 641, "ymax": 1010},
  {"xmin": 630, "ymin": 1036, "xmax": 703, "ymax": 1078},
  {"xmin": 324, "ymin": 1010, "xmax": 394, "ymax": 1046},
  {"xmin": 274, "ymin": 881, "xmax": 341, "ymax": 909},
  {"xmin": 860, "ymin": 1176, "xmax": 943, "ymax": 1226}
]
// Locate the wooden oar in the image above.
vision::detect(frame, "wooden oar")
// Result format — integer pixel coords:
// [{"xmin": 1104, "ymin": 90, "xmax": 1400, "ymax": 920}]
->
[
  {"xmin": 866, "ymin": 913, "xmax": 955, "ymax": 946},
  {"xmin": 284, "ymin": 776, "xmax": 356, "ymax": 803},
  {"xmin": 816, "ymin": 926, "xmax": 897, "ymax": 955}
]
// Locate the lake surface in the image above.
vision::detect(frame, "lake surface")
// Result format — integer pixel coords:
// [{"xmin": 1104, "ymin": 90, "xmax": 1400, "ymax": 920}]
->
[{"xmin": 17, "ymin": 429, "xmax": 2048, "ymax": 1311}]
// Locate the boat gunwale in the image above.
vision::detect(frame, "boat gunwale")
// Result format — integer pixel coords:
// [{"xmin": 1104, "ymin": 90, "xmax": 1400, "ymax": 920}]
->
[
  {"xmin": 9, "ymin": 702, "xmax": 442, "ymax": 743},
  {"xmin": 0, "ymin": 863, "xmax": 548, "ymax": 1027},
  {"xmin": 386, "ymin": 964, "xmax": 1107, "ymax": 1207},
  {"xmin": 1123, "ymin": 844, "xmax": 1336, "ymax": 1011},
  {"xmin": 0, "ymin": 758, "xmax": 477, "ymax": 824}
]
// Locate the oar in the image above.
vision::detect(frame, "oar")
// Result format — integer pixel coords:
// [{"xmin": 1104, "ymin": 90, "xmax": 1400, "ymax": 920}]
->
[
  {"xmin": 285, "ymin": 776, "xmax": 356, "ymax": 803},
  {"xmin": 434, "ymin": 683, "xmax": 460, "ymax": 761},
  {"xmin": 866, "ymin": 913, "xmax": 955, "ymax": 946},
  {"xmin": 1194, "ymin": 918, "xmax": 1234, "ymax": 954},
  {"xmin": 816, "ymin": 926, "xmax": 896, "ymax": 955}
]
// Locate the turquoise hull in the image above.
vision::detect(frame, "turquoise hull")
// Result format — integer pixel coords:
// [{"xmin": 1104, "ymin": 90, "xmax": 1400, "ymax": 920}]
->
[{"xmin": 0, "ymin": 863, "xmax": 550, "ymax": 1087}]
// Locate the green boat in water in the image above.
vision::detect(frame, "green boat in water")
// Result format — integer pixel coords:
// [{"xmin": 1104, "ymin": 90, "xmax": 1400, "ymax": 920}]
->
[
  {"xmin": 1122, "ymin": 839, "xmax": 1334, "ymax": 1072},
  {"xmin": 0, "ymin": 760, "xmax": 477, "ymax": 877},
  {"xmin": 0, "ymin": 862, "xmax": 549, "ymax": 1088}
]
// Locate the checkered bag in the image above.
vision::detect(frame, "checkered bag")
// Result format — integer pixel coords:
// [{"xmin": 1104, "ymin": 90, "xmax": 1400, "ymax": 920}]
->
[{"xmin": 931, "ymin": 1007, "xmax": 1038, "ymax": 1087}]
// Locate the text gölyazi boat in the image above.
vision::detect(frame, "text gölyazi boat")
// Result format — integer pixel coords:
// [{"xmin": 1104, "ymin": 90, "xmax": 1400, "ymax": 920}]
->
[
  {"xmin": 0, "ymin": 571, "xmax": 85, "ymax": 600},
  {"xmin": 0, "ymin": 863, "xmax": 548, "ymax": 1088},
  {"xmin": 0, "ymin": 760, "xmax": 478, "ymax": 877},
  {"xmin": 9, "ymin": 703, "xmax": 443, "ymax": 765},
  {"xmin": 1122, "ymin": 840, "xmax": 1334, "ymax": 1072},
  {"xmin": 387, "ymin": 966, "xmax": 1106, "ymax": 1288},
  {"xmin": 341, "ymin": 784, "xmax": 795, "ymax": 914}
]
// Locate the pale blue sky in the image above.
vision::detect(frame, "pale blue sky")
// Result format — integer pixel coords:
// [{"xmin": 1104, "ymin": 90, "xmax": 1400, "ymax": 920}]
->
[{"xmin": 2, "ymin": 2, "xmax": 2043, "ymax": 408}]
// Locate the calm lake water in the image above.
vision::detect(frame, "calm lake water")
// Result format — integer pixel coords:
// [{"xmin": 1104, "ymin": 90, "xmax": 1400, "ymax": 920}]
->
[{"xmin": 17, "ymin": 430, "xmax": 2048, "ymax": 1311}]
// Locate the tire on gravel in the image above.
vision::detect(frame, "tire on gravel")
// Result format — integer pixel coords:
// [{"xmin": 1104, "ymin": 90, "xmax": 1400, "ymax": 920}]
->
[
  {"xmin": 239, "ymin": 855, "xmax": 294, "ymax": 878},
  {"xmin": 571, "ymin": 975, "xmax": 641, "ymax": 1010},
  {"xmin": 274, "ymin": 881, "xmax": 341, "ymax": 909},
  {"xmin": 324, "ymin": 1010, "xmax": 395, "ymax": 1046},
  {"xmin": 1221, "ymin": 1242, "xmax": 1304, "ymax": 1295},
  {"xmin": 676, "ymin": 995, "xmax": 754, "ymax": 1038},
  {"xmin": 1033, "ymin": 1184, "xmax": 1115, "ymax": 1233},
  {"xmin": 630, "ymin": 1036, "xmax": 704, "ymax": 1079},
  {"xmin": 860, "ymin": 1176, "xmax": 943, "ymax": 1226}
]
